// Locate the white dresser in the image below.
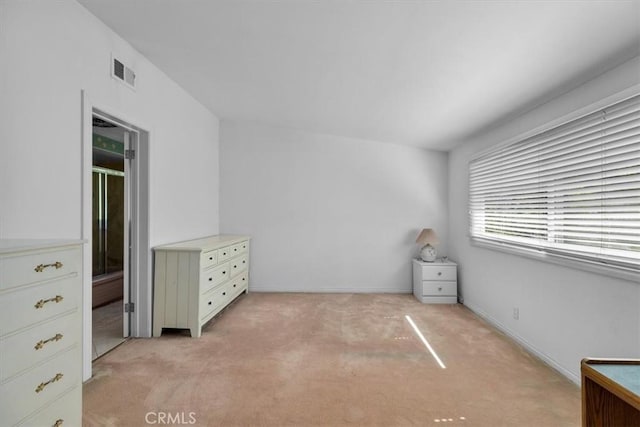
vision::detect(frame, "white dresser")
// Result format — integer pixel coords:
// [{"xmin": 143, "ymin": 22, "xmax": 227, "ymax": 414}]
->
[
  {"xmin": 0, "ymin": 240, "xmax": 83, "ymax": 427},
  {"xmin": 153, "ymin": 235, "xmax": 250, "ymax": 338},
  {"xmin": 412, "ymin": 258, "xmax": 458, "ymax": 304}
]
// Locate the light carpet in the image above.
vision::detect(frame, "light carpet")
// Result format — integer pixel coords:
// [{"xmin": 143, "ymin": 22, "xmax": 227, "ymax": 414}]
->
[{"xmin": 83, "ymin": 293, "xmax": 580, "ymax": 426}]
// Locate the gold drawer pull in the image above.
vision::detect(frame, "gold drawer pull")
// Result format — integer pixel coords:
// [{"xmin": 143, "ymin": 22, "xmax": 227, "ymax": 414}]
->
[
  {"xmin": 35, "ymin": 333, "xmax": 64, "ymax": 350},
  {"xmin": 53, "ymin": 419, "xmax": 64, "ymax": 427},
  {"xmin": 34, "ymin": 262, "xmax": 63, "ymax": 272},
  {"xmin": 35, "ymin": 295, "xmax": 64, "ymax": 309},
  {"xmin": 35, "ymin": 373, "xmax": 63, "ymax": 393}
]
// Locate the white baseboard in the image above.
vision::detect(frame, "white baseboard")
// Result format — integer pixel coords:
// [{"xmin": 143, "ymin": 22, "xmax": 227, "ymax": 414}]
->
[
  {"xmin": 248, "ymin": 286, "xmax": 413, "ymax": 294},
  {"xmin": 463, "ymin": 301, "xmax": 580, "ymax": 386}
]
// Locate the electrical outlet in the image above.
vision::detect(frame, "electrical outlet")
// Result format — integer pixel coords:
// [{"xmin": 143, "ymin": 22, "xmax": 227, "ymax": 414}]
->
[{"xmin": 513, "ymin": 307, "xmax": 519, "ymax": 320}]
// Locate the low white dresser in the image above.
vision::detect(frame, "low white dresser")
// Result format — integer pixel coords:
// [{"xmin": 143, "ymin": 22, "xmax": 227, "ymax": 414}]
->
[
  {"xmin": 153, "ymin": 235, "xmax": 250, "ymax": 337},
  {"xmin": 412, "ymin": 258, "xmax": 458, "ymax": 304},
  {"xmin": 0, "ymin": 240, "xmax": 83, "ymax": 426}
]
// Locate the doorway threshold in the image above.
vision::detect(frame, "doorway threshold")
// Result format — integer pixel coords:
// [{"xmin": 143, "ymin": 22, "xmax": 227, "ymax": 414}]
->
[{"xmin": 92, "ymin": 299, "xmax": 127, "ymax": 360}]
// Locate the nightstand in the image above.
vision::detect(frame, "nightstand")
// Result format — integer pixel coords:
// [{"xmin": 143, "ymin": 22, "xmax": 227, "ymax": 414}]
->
[{"xmin": 412, "ymin": 258, "xmax": 458, "ymax": 303}]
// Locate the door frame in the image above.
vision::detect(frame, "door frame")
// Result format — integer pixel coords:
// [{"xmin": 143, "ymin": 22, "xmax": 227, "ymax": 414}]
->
[{"xmin": 81, "ymin": 91, "xmax": 152, "ymax": 381}]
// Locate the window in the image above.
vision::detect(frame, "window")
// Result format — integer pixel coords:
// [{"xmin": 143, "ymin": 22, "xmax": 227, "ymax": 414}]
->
[{"xmin": 469, "ymin": 93, "xmax": 640, "ymax": 275}]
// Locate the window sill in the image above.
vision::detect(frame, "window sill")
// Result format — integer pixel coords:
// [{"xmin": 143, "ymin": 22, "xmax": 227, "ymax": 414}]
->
[{"xmin": 470, "ymin": 237, "xmax": 640, "ymax": 283}]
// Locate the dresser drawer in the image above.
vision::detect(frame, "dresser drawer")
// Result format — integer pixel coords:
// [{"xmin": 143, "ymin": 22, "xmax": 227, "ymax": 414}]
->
[
  {"xmin": 229, "ymin": 254, "xmax": 248, "ymax": 277},
  {"xmin": 1, "ymin": 311, "xmax": 80, "ymax": 382},
  {"xmin": 17, "ymin": 385, "xmax": 81, "ymax": 427},
  {"xmin": 238, "ymin": 270, "xmax": 248, "ymax": 289},
  {"xmin": 0, "ymin": 247, "xmax": 81, "ymax": 291},
  {"xmin": 200, "ymin": 278, "xmax": 247, "ymax": 321},
  {"xmin": 218, "ymin": 245, "xmax": 233, "ymax": 262},
  {"xmin": 0, "ymin": 277, "xmax": 79, "ymax": 336},
  {"xmin": 0, "ymin": 346, "xmax": 80, "ymax": 426},
  {"xmin": 420, "ymin": 265, "xmax": 457, "ymax": 281},
  {"xmin": 229, "ymin": 271, "xmax": 248, "ymax": 296},
  {"xmin": 422, "ymin": 281, "xmax": 457, "ymax": 296},
  {"xmin": 200, "ymin": 282, "xmax": 231, "ymax": 319},
  {"xmin": 201, "ymin": 249, "xmax": 218, "ymax": 270},
  {"xmin": 229, "ymin": 241, "xmax": 248, "ymax": 258},
  {"xmin": 200, "ymin": 262, "xmax": 229, "ymax": 294}
]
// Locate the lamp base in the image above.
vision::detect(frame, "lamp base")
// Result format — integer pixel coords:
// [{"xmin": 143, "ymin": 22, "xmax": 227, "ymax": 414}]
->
[{"xmin": 420, "ymin": 244, "xmax": 437, "ymax": 262}]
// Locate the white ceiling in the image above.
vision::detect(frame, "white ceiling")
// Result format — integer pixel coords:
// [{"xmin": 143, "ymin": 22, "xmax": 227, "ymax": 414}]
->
[{"xmin": 78, "ymin": 0, "xmax": 640, "ymax": 151}]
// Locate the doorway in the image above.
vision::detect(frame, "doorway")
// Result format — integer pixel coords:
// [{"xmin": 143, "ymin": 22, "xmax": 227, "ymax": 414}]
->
[
  {"xmin": 82, "ymin": 93, "xmax": 152, "ymax": 381},
  {"xmin": 91, "ymin": 116, "xmax": 130, "ymax": 359}
]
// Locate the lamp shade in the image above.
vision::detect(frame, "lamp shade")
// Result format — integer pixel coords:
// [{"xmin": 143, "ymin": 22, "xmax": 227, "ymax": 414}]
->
[{"xmin": 416, "ymin": 228, "xmax": 439, "ymax": 246}]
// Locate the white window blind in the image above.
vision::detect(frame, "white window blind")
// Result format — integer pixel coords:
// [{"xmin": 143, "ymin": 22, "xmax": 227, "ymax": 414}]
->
[{"xmin": 469, "ymin": 93, "xmax": 640, "ymax": 273}]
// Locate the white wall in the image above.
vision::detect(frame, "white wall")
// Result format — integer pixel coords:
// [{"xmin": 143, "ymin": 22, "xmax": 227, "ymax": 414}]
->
[
  {"xmin": 0, "ymin": 0, "xmax": 220, "ymax": 244},
  {"xmin": 0, "ymin": 0, "xmax": 221, "ymax": 380},
  {"xmin": 448, "ymin": 56, "xmax": 640, "ymax": 383},
  {"xmin": 220, "ymin": 122, "xmax": 448, "ymax": 292}
]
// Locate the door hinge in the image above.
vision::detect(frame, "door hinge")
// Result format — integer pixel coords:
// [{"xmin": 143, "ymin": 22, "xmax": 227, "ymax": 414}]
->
[
  {"xmin": 125, "ymin": 149, "xmax": 135, "ymax": 159},
  {"xmin": 125, "ymin": 302, "xmax": 134, "ymax": 313}
]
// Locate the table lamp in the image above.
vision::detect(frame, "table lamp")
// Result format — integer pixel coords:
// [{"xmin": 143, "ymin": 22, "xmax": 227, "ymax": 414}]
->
[{"xmin": 416, "ymin": 228, "xmax": 439, "ymax": 262}]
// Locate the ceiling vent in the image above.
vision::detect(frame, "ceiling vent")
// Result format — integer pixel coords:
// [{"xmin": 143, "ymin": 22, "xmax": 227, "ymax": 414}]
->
[{"xmin": 112, "ymin": 55, "xmax": 136, "ymax": 90}]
